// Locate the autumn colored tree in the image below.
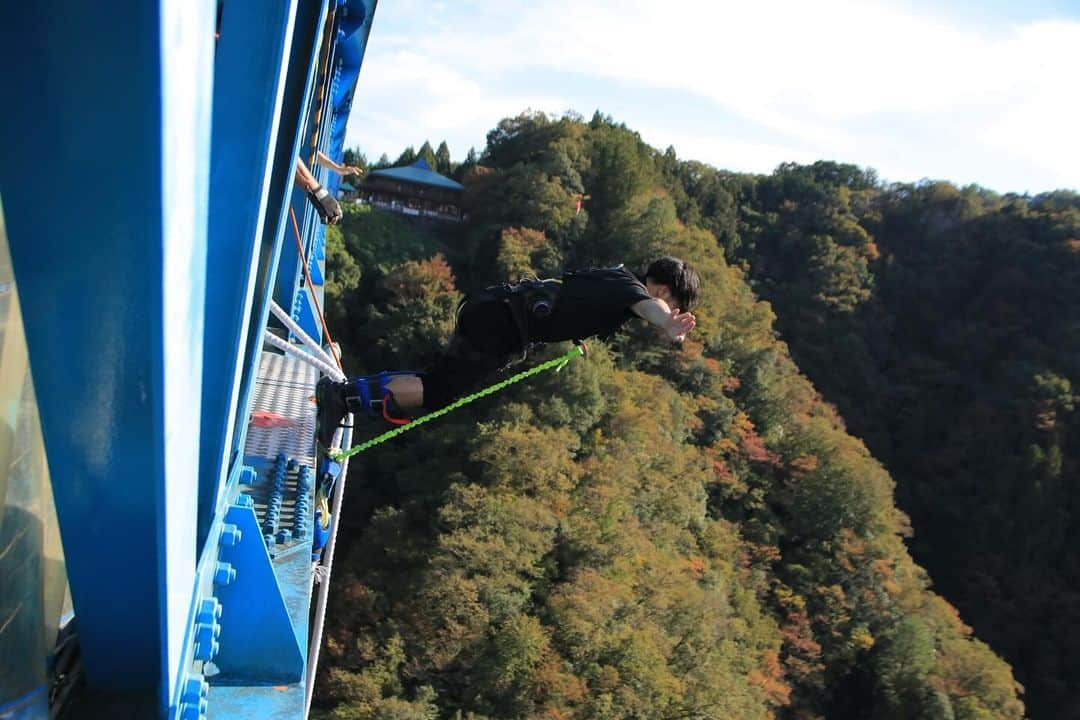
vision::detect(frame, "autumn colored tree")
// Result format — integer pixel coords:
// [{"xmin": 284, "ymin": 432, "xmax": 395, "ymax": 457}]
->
[{"xmin": 313, "ymin": 111, "xmax": 1030, "ymax": 720}]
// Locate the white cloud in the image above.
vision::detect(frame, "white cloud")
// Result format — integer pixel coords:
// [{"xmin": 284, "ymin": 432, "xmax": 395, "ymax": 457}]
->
[
  {"xmin": 977, "ymin": 22, "xmax": 1080, "ymax": 190},
  {"xmin": 634, "ymin": 123, "xmax": 820, "ymax": 176},
  {"xmin": 349, "ymin": 44, "xmax": 567, "ymax": 158},
  {"xmin": 348, "ymin": 0, "xmax": 1079, "ymax": 192}
]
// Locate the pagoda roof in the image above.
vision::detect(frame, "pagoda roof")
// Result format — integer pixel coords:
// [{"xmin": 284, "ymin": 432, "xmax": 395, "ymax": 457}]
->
[{"xmin": 368, "ymin": 158, "xmax": 463, "ymax": 191}]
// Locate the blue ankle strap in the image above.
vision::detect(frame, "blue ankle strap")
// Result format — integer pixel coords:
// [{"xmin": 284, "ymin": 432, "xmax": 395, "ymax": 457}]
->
[{"xmin": 350, "ymin": 371, "xmax": 423, "ymax": 414}]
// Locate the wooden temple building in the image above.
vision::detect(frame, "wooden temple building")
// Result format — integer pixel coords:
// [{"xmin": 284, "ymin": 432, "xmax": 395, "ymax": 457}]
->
[{"xmin": 360, "ymin": 157, "xmax": 464, "ymax": 221}]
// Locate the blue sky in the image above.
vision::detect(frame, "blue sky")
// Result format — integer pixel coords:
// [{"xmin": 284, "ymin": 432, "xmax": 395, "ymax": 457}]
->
[{"xmin": 346, "ymin": 0, "xmax": 1079, "ymax": 194}]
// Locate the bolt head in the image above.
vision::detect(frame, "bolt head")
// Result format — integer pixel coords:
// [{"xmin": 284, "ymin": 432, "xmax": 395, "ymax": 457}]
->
[
  {"xmin": 219, "ymin": 524, "xmax": 242, "ymax": 547},
  {"xmin": 182, "ymin": 675, "xmax": 208, "ymax": 703},
  {"xmin": 197, "ymin": 598, "xmax": 222, "ymax": 624},
  {"xmin": 195, "ymin": 622, "xmax": 221, "ymax": 649},
  {"xmin": 193, "ymin": 640, "xmax": 214, "ymax": 662},
  {"xmin": 213, "ymin": 562, "xmax": 236, "ymax": 586},
  {"xmin": 239, "ymin": 465, "xmax": 258, "ymax": 486}
]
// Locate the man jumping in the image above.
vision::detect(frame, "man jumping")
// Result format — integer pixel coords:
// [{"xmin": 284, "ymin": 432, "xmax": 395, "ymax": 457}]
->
[{"xmin": 315, "ymin": 257, "xmax": 699, "ymax": 448}]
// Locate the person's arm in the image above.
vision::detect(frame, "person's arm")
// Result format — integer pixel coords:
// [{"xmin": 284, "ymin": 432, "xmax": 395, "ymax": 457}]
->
[
  {"xmin": 631, "ymin": 297, "xmax": 696, "ymax": 342},
  {"xmin": 316, "ymin": 150, "xmax": 363, "ymax": 177},
  {"xmin": 295, "ymin": 157, "xmax": 342, "ymax": 225}
]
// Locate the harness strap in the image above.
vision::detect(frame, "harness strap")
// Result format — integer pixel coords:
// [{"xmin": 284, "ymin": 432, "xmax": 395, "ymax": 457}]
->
[
  {"xmin": 346, "ymin": 371, "xmax": 424, "ymax": 414},
  {"xmin": 462, "ymin": 279, "xmax": 562, "ymax": 364}
]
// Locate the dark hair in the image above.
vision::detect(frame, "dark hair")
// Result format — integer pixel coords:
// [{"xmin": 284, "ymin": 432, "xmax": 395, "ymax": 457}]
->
[{"xmin": 645, "ymin": 256, "xmax": 700, "ymax": 311}]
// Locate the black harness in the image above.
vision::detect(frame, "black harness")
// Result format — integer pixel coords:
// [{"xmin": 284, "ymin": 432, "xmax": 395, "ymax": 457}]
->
[{"xmin": 460, "ymin": 278, "xmax": 563, "ymax": 364}]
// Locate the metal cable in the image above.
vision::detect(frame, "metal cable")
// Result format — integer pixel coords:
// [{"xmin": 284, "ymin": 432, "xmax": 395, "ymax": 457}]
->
[
  {"xmin": 269, "ymin": 300, "xmax": 341, "ymax": 374},
  {"xmin": 262, "ymin": 330, "xmax": 344, "ymax": 381},
  {"xmin": 303, "ymin": 415, "xmax": 352, "ymax": 717}
]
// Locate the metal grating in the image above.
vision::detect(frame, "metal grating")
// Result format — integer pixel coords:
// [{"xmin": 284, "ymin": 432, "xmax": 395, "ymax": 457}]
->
[{"xmin": 244, "ymin": 350, "xmax": 318, "ymax": 464}]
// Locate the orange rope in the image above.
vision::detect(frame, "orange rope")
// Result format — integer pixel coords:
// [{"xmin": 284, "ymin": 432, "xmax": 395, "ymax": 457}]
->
[
  {"xmin": 289, "ymin": 205, "xmax": 343, "ymax": 371},
  {"xmin": 381, "ymin": 393, "xmax": 410, "ymax": 426}
]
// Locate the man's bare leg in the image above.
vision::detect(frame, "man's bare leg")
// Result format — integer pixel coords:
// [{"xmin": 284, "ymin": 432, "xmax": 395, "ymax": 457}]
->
[{"xmin": 386, "ymin": 375, "xmax": 423, "ymax": 408}]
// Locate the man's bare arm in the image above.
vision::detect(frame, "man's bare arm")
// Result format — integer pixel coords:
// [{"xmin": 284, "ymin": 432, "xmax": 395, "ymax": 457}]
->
[
  {"xmin": 294, "ymin": 157, "xmax": 320, "ymax": 192},
  {"xmin": 316, "ymin": 150, "xmax": 363, "ymax": 177},
  {"xmin": 632, "ymin": 298, "xmax": 696, "ymax": 342},
  {"xmin": 295, "ymin": 157, "xmax": 343, "ymax": 225}
]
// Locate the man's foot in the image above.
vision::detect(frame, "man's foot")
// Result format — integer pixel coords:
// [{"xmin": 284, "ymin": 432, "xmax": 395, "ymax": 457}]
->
[{"xmin": 315, "ymin": 376, "xmax": 349, "ymax": 450}]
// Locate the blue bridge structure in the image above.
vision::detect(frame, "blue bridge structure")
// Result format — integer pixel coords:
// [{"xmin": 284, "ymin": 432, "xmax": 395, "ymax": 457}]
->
[{"xmin": 0, "ymin": 1, "xmax": 378, "ymax": 717}]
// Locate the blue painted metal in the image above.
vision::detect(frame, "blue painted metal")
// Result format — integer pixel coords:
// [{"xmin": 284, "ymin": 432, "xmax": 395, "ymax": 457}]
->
[
  {"xmin": 273, "ymin": 0, "xmax": 374, "ymax": 351},
  {"xmin": 325, "ymin": 0, "xmax": 376, "ymax": 200},
  {"xmin": 214, "ymin": 505, "xmax": 304, "ymax": 682},
  {"xmin": 0, "ymin": 686, "xmax": 48, "ymax": 720},
  {"xmin": 0, "ymin": 0, "xmax": 214, "ymax": 710},
  {"xmin": 0, "ymin": 0, "xmax": 378, "ymax": 715},
  {"xmin": 284, "ymin": 1, "xmax": 380, "ymax": 355},
  {"xmin": 294, "ymin": 286, "xmax": 323, "ymax": 340},
  {"xmin": 231, "ymin": 0, "xmax": 333, "ymax": 462},
  {"xmin": 214, "ymin": 562, "xmax": 237, "ymax": 587},
  {"xmin": 198, "ymin": 0, "xmax": 301, "ymax": 546},
  {"xmin": 309, "ymin": 251, "xmax": 325, "ymax": 286},
  {"xmin": 240, "ymin": 465, "xmax": 259, "ymax": 486},
  {"xmin": 271, "ymin": 0, "xmax": 336, "ymax": 330},
  {"xmin": 177, "ymin": 671, "xmax": 209, "ymax": 720}
]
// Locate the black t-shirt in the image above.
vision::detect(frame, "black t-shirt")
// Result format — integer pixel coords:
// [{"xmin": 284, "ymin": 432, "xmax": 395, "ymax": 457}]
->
[{"xmin": 531, "ymin": 265, "xmax": 652, "ymax": 342}]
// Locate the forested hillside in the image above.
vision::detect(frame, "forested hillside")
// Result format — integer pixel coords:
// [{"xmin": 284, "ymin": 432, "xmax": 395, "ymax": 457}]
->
[
  {"xmin": 675, "ymin": 160, "xmax": 1079, "ymax": 720},
  {"xmin": 308, "ymin": 111, "xmax": 1069, "ymax": 719}
]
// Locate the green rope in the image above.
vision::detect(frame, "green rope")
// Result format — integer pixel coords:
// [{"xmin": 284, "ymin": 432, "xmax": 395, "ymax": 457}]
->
[{"xmin": 328, "ymin": 344, "xmax": 585, "ymax": 461}]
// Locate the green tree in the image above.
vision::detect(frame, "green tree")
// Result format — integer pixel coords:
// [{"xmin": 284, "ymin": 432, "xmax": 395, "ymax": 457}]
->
[
  {"xmin": 343, "ymin": 146, "xmax": 369, "ymax": 174},
  {"xmin": 323, "ymin": 224, "xmax": 361, "ymax": 329},
  {"xmin": 417, "ymin": 140, "xmax": 437, "ymax": 168},
  {"xmin": 494, "ymin": 227, "xmax": 562, "ymax": 280},
  {"xmin": 357, "ymin": 253, "xmax": 459, "ymax": 369},
  {"xmin": 435, "ymin": 140, "xmax": 452, "ymax": 176},
  {"xmin": 874, "ymin": 617, "xmax": 936, "ymax": 712},
  {"xmin": 315, "ymin": 112, "xmax": 1029, "ymax": 720}
]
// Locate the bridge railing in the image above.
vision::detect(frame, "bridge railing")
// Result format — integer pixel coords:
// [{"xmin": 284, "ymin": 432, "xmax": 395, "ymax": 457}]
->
[{"xmin": 0, "ymin": 1, "xmax": 377, "ymax": 717}]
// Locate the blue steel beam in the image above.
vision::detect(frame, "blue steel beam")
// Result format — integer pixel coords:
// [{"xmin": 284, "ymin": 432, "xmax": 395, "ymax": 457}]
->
[
  {"xmin": 325, "ymin": 0, "xmax": 378, "ymax": 196},
  {"xmin": 199, "ymin": 0, "xmax": 300, "ymax": 546},
  {"xmin": 272, "ymin": 0, "xmax": 337, "ymax": 335},
  {"xmin": 232, "ymin": 0, "xmax": 333, "ymax": 459},
  {"xmin": 213, "ymin": 504, "xmax": 304, "ymax": 681},
  {"xmin": 285, "ymin": 0, "xmax": 377, "ymax": 345},
  {"xmin": 0, "ymin": 0, "xmax": 215, "ymax": 712}
]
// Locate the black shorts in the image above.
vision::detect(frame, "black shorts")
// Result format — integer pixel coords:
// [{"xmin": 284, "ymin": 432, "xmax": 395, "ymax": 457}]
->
[{"xmin": 422, "ymin": 299, "xmax": 523, "ymax": 409}]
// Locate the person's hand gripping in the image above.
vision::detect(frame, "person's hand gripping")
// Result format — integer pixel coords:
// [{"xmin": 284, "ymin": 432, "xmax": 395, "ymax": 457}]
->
[{"xmin": 664, "ymin": 307, "xmax": 696, "ymax": 342}]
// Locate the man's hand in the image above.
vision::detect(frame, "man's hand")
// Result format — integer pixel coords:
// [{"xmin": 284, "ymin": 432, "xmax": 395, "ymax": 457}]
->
[
  {"xmin": 307, "ymin": 185, "xmax": 343, "ymax": 225},
  {"xmin": 632, "ymin": 297, "xmax": 697, "ymax": 342},
  {"xmin": 663, "ymin": 308, "xmax": 696, "ymax": 342},
  {"xmin": 344, "ymin": 166, "xmax": 364, "ymax": 177}
]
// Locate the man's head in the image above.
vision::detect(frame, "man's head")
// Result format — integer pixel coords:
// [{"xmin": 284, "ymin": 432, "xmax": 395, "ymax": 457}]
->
[{"xmin": 644, "ymin": 257, "xmax": 700, "ymax": 312}]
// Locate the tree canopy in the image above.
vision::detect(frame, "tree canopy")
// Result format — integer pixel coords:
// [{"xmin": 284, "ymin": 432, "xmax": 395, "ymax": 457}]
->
[{"xmin": 310, "ymin": 110, "xmax": 1055, "ymax": 720}]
